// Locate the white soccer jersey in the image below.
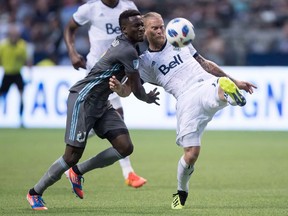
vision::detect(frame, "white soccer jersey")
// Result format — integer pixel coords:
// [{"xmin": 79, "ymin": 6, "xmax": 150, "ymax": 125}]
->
[
  {"xmin": 140, "ymin": 41, "xmax": 227, "ymax": 146},
  {"xmin": 73, "ymin": 0, "xmax": 138, "ymax": 70},
  {"xmin": 139, "ymin": 41, "xmax": 214, "ymax": 99}
]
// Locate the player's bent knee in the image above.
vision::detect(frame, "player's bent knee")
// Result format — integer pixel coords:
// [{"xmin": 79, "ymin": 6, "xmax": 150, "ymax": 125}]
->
[
  {"xmin": 109, "ymin": 133, "xmax": 134, "ymax": 157},
  {"xmin": 184, "ymin": 146, "xmax": 200, "ymax": 165},
  {"xmin": 63, "ymin": 145, "xmax": 84, "ymax": 166},
  {"xmin": 117, "ymin": 143, "xmax": 134, "ymax": 157},
  {"xmin": 63, "ymin": 155, "xmax": 81, "ymax": 167},
  {"xmin": 188, "ymin": 154, "xmax": 199, "ymax": 164}
]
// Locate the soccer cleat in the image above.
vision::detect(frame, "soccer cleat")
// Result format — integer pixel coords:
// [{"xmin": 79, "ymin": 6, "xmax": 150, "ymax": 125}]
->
[
  {"xmin": 65, "ymin": 168, "xmax": 84, "ymax": 199},
  {"xmin": 26, "ymin": 193, "xmax": 48, "ymax": 210},
  {"xmin": 219, "ymin": 77, "xmax": 246, "ymax": 106},
  {"xmin": 171, "ymin": 190, "xmax": 188, "ymax": 210},
  {"xmin": 125, "ymin": 172, "xmax": 147, "ymax": 188},
  {"xmin": 224, "ymin": 93, "xmax": 237, "ymax": 106}
]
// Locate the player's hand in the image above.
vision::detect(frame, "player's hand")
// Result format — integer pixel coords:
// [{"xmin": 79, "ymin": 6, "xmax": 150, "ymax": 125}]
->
[
  {"xmin": 109, "ymin": 76, "xmax": 131, "ymax": 97},
  {"xmin": 235, "ymin": 80, "xmax": 257, "ymax": 94},
  {"xmin": 109, "ymin": 76, "xmax": 122, "ymax": 93},
  {"xmin": 146, "ymin": 88, "xmax": 160, "ymax": 105},
  {"xmin": 71, "ymin": 53, "xmax": 86, "ymax": 70}
]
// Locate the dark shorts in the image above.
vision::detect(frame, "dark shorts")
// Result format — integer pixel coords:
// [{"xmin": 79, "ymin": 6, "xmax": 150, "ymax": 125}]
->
[
  {"xmin": 0, "ymin": 73, "xmax": 24, "ymax": 94},
  {"xmin": 64, "ymin": 92, "xmax": 128, "ymax": 148}
]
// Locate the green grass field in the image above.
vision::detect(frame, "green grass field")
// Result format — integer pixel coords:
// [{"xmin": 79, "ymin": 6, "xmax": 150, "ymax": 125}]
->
[{"xmin": 0, "ymin": 129, "xmax": 287, "ymax": 216}]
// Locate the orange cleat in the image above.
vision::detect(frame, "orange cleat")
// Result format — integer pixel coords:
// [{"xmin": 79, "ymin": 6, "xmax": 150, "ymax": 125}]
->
[
  {"xmin": 125, "ymin": 172, "xmax": 147, "ymax": 188},
  {"xmin": 26, "ymin": 193, "xmax": 48, "ymax": 210},
  {"xmin": 65, "ymin": 168, "xmax": 84, "ymax": 199}
]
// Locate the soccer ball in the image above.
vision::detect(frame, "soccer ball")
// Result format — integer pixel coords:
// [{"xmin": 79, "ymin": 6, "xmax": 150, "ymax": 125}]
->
[{"xmin": 166, "ymin": 18, "xmax": 195, "ymax": 48}]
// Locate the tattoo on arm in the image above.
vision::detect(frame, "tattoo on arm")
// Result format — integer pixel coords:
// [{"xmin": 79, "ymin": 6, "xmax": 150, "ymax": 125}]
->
[
  {"xmin": 195, "ymin": 55, "xmax": 212, "ymax": 72},
  {"xmin": 194, "ymin": 54, "xmax": 235, "ymax": 81}
]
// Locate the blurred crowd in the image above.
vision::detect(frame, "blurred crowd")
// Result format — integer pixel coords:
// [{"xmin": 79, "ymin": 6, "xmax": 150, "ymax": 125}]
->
[{"xmin": 1, "ymin": 0, "xmax": 288, "ymax": 66}]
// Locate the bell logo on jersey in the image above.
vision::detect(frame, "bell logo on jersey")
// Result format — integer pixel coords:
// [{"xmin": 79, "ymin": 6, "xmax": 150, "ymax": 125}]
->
[
  {"xmin": 158, "ymin": 54, "xmax": 183, "ymax": 75},
  {"xmin": 106, "ymin": 23, "xmax": 121, "ymax": 34}
]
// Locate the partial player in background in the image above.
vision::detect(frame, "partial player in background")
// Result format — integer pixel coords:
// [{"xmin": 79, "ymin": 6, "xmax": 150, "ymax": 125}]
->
[
  {"xmin": 64, "ymin": 0, "xmax": 146, "ymax": 188},
  {"xmin": 0, "ymin": 24, "xmax": 32, "ymax": 128},
  {"xmin": 109, "ymin": 12, "xmax": 257, "ymax": 210}
]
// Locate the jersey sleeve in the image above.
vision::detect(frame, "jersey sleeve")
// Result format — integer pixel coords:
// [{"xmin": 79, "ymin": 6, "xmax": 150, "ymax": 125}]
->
[
  {"xmin": 139, "ymin": 55, "xmax": 157, "ymax": 84},
  {"xmin": 73, "ymin": 3, "xmax": 91, "ymax": 26},
  {"xmin": 116, "ymin": 45, "xmax": 140, "ymax": 74},
  {"xmin": 187, "ymin": 43, "xmax": 197, "ymax": 56}
]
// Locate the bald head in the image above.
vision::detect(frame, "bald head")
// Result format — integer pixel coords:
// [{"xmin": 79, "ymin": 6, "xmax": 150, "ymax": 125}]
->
[
  {"xmin": 142, "ymin": 12, "xmax": 163, "ymax": 25},
  {"xmin": 142, "ymin": 12, "xmax": 166, "ymax": 51},
  {"xmin": 8, "ymin": 24, "xmax": 21, "ymax": 44}
]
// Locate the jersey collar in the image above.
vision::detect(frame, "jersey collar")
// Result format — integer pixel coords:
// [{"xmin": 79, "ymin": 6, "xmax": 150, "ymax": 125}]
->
[
  {"xmin": 148, "ymin": 40, "xmax": 167, "ymax": 52},
  {"xmin": 101, "ymin": 0, "xmax": 119, "ymax": 8}
]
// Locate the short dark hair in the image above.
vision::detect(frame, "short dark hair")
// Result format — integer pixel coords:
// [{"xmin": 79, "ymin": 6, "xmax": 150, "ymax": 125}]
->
[{"xmin": 119, "ymin": 9, "xmax": 141, "ymax": 29}]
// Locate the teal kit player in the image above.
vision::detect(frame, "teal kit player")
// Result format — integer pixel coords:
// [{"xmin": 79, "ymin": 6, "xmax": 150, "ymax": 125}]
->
[
  {"xmin": 64, "ymin": 0, "xmax": 147, "ymax": 187},
  {"xmin": 27, "ymin": 10, "xmax": 159, "ymax": 210}
]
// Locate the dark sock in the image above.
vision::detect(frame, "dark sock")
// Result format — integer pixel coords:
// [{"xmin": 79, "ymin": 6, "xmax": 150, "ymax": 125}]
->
[
  {"xmin": 178, "ymin": 190, "xmax": 188, "ymax": 205},
  {"xmin": 72, "ymin": 165, "xmax": 82, "ymax": 175},
  {"xmin": 29, "ymin": 188, "xmax": 41, "ymax": 196}
]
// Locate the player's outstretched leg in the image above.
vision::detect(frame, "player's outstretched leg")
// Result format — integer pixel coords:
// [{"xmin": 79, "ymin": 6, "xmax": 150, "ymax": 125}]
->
[
  {"xmin": 26, "ymin": 193, "xmax": 48, "ymax": 210},
  {"xmin": 65, "ymin": 167, "xmax": 84, "ymax": 199},
  {"xmin": 171, "ymin": 190, "xmax": 188, "ymax": 209},
  {"xmin": 219, "ymin": 77, "xmax": 246, "ymax": 106}
]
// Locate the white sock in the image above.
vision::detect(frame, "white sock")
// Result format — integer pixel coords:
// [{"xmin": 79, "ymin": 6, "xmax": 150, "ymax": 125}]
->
[
  {"xmin": 224, "ymin": 93, "xmax": 237, "ymax": 106},
  {"xmin": 118, "ymin": 156, "xmax": 134, "ymax": 179},
  {"xmin": 177, "ymin": 156, "xmax": 194, "ymax": 192}
]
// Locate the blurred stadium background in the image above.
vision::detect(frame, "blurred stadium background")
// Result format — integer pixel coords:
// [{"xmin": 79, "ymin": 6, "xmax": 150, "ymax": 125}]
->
[
  {"xmin": 0, "ymin": 0, "xmax": 288, "ymax": 66},
  {"xmin": 0, "ymin": 0, "xmax": 287, "ymax": 129}
]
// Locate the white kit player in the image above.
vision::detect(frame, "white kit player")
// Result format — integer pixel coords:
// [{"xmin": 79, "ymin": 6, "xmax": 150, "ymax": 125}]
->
[
  {"xmin": 64, "ymin": 0, "xmax": 146, "ymax": 188},
  {"xmin": 109, "ymin": 12, "xmax": 257, "ymax": 209}
]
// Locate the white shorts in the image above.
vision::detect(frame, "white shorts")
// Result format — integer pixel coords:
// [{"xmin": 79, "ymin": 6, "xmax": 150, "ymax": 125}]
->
[
  {"xmin": 86, "ymin": 55, "xmax": 99, "ymax": 72},
  {"xmin": 108, "ymin": 93, "xmax": 122, "ymax": 109},
  {"xmin": 176, "ymin": 78, "xmax": 227, "ymax": 147},
  {"xmin": 177, "ymin": 131, "xmax": 202, "ymax": 147}
]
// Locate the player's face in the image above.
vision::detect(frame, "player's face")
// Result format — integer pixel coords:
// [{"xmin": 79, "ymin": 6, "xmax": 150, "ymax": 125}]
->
[
  {"xmin": 144, "ymin": 17, "xmax": 166, "ymax": 47},
  {"xmin": 8, "ymin": 26, "xmax": 20, "ymax": 44},
  {"xmin": 124, "ymin": 15, "xmax": 145, "ymax": 43}
]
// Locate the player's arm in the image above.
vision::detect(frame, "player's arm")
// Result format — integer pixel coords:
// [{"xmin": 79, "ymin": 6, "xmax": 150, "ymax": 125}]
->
[
  {"xmin": 64, "ymin": 18, "xmax": 86, "ymax": 70},
  {"xmin": 115, "ymin": 45, "xmax": 160, "ymax": 104},
  {"xmin": 194, "ymin": 54, "xmax": 257, "ymax": 94},
  {"xmin": 194, "ymin": 53, "xmax": 233, "ymax": 79},
  {"xmin": 109, "ymin": 74, "xmax": 160, "ymax": 105},
  {"xmin": 127, "ymin": 72, "xmax": 160, "ymax": 105},
  {"xmin": 109, "ymin": 76, "xmax": 131, "ymax": 97}
]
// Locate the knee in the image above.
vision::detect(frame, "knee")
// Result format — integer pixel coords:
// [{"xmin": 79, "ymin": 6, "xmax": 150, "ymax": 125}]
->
[
  {"xmin": 118, "ymin": 143, "xmax": 134, "ymax": 158},
  {"xmin": 189, "ymin": 152, "xmax": 199, "ymax": 164},
  {"xmin": 63, "ymin": 152, "xmax": 82, "ymax": 167},
  {"xmin": 184, "ymin": 147, "xmax": 200, "ymax": 165}
]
